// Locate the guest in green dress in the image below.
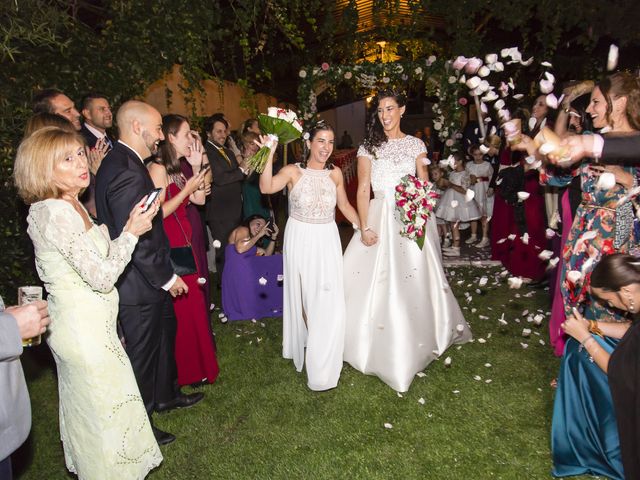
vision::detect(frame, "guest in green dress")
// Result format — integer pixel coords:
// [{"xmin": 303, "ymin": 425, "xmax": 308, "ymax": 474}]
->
[{"xmin": 239, "ymin": 130, "xmax": 272, "ymax": 220}]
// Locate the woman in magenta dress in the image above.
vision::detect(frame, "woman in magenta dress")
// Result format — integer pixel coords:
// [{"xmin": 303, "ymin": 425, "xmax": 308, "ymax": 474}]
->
[{"xmin": 149, "ymin": 114, "xmax": 219, "ymax": 386}]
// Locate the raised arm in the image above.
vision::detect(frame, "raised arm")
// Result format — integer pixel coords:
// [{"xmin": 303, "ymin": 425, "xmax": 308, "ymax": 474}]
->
[
  {"xmin": 259, "ymin": 139, "xmax": 294, "ymax": 194},
  {"xmin": 28, "ymin": 202, "xmax": 142, "ymax": 294}
]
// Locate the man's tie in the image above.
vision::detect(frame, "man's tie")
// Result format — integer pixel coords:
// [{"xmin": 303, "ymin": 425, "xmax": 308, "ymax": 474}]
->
[{"xmin": 217, "ymin": 146, "xmax": 231, "ymax": 166}]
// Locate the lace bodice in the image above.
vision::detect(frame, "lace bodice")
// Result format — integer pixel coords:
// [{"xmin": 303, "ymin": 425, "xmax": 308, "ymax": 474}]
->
[
  {"xmin": 288, "ymin": 165, "xmax": 336, "ymax": 224},
  {"xmin": 27, "ymin": 199, "xmax": 138, "ymax": 295},
  {"xmin": 357, "ymin": 136, "xmax": 427, "ymax": 191},
  {"xmin": 449, "ymin": 170, "xmax": 471, "ymax": 189}
]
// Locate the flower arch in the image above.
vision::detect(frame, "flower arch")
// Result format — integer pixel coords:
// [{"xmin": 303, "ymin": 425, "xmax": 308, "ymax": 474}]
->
[{"xmin": 296, "ymin": 57, "xmax": 467, "ymax": 153}]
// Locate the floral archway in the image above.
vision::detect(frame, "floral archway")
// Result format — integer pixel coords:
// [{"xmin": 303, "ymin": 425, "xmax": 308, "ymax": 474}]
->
[{"xmin": 296, "ymin": 57, "xmax": 467, "ymax": 154}]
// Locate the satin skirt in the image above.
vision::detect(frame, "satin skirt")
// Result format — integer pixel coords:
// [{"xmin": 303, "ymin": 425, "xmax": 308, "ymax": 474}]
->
[
  {"xmin": 551, "ymin": 336, "xmax": 623, "ymax": 480},
  {"xmin": 343, "ymin": 189, "xmax": 472, "ymax": 392},
  {"xmin": 282, "ymin": 217, "xmax": 345, "ymax": 391}
]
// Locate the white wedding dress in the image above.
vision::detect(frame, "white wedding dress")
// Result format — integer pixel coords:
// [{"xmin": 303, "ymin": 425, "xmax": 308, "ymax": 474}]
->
[
  {"xmin": 282, "ymin": 165, "xmax": 346, "ymax": 391},
  {"xmin": 343, "ymin": 136, "xmax": 472, "ymax": 392}
]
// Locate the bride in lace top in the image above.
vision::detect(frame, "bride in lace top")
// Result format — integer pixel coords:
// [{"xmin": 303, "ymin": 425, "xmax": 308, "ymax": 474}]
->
[
  {"xmin": 14, "ymin": 127, "xmax": 162, "ymax": 479},
  {"xmin": 259, "ymin": 123, "xmax": 359, "ymax": 391},
  {"xmin": 343, "ymin": 90, "xmax": 472, "ymax": 392}
]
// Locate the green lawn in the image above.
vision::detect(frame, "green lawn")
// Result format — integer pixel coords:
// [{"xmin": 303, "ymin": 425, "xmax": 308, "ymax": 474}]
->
[{"xmin": 14, "ymin": 266, "xmax": 601, "ymax": 479}]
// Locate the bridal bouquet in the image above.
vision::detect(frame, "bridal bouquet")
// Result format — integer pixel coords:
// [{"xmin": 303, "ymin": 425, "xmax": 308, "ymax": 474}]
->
[
  {"xmin": 246, "ymin": 107, "xmax": 303, "ymax": 173},
  {"xmin": 394, "ymin": 174, "xmax": 439, "ymax": 250}
]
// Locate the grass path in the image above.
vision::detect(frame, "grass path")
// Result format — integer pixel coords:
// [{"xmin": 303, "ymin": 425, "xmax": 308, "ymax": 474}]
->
[{"xmin": 15, "ymin": 266, "xmax": 601, "ymax": 479}]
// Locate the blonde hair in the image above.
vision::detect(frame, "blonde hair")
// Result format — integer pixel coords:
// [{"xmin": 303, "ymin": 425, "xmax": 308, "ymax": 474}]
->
[{"xmin": 14, "ymin": 127, "xmax": 85, "ymax": 204}]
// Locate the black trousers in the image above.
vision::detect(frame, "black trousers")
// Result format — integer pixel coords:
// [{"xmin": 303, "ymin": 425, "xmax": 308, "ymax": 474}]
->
[
  {"xmin": 119, "ymin": 294, "xmax": 179, "ymax": 416},
  {"xmin": 0, "ymin": 456, "xmax": 12, "ymax": 480}
]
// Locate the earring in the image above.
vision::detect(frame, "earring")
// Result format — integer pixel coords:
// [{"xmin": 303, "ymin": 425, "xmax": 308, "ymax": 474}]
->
[{"xmin": 628, "ymin": 296, "xmax": 635, "ymax": 312}]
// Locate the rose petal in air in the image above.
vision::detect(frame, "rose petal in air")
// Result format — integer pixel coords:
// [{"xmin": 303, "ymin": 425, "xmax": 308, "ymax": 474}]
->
[
  {"xmin": 538, "ymin": 250, "xmax": 553, "ymax": 260},
  {"xmin": 567, "ymin": 270, "xmax": 582, "ymax": 284},
  {"xmin": 596, "ymin": 172, "xmax": 616, "ymax": 190},
  {"xmin": 465, "ymin": 189, "xmax": 475, "ymax": 202},
  {"xmin": 607, "ymin": 44, "xmax": 619, "ymax": 71},
  {"xmin": 546, "ymin": 93, "xmax": 559, "ymax": 109},
  {"xmin": 258, "ymin": 277, "xmax": 267, "ymax": 285},
  {"xmin": 517, "ymin": 191, "xmax": 530, "ymax": 201},
  {"xmin": 212, "ymin": 239, "xmax": 222, "ymax": 249},
  {"xmin": 450, "ymin": 200, "xmax": 459, "ymax": 208},
  {"xmin": 528, "ymin": 117, "xmax": 537, "ymax": 131}
]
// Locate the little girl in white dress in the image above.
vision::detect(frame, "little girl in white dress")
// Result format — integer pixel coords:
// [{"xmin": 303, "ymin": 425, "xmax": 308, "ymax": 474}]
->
[{"xmin": 436, "ymin": 153, "xmax": 480, "ymax": 256}]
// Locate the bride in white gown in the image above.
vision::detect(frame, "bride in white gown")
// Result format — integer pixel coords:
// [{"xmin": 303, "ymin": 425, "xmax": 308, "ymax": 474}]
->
[{"xmin": 343, "ymin": 90, "xmax": 472, "ymax": 392}]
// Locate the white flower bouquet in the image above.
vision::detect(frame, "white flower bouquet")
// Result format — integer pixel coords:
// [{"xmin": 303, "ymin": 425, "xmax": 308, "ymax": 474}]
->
[
  {"xmin": 247, "ymin": 107, "xmax": 303, "ymax": 173},
  {"xmin": 394, "ymin": 174, "xmax": 439, "ymax": 250}
]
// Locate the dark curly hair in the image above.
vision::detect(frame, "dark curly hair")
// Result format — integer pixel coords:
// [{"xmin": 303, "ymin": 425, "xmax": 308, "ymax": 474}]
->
[
  {"xmin": 300, "ymin": 121, "xmax": 335, "ymax": 170},
  {"xmin": 362, "ymin": 89, "xmax": 407, "ymax": 157}
]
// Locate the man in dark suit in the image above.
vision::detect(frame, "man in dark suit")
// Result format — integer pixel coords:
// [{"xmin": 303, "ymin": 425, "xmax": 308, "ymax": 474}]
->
[
  {"xmin": 79, "ymin": 93, "xmax": 114, "ymax": 217},
  {"xmin": 95, "ymin": 100, "xmax": 202, "ymax": 446},
  {"xmin": 80, "ymin": 92, "xmax": 114, "ymax": 148},
  {"xmin": 204, "ymin": 113, "xmax": 246, "ymax": 277}
]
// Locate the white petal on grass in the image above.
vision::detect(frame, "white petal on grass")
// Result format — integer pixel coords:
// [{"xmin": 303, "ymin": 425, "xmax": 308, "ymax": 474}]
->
[
  {"xmin": 479, "ymin": 276, "xmax": 488, "ymax": 287},
  {"xmin": 477, "ymin": 338, "xmax": 487, "ymax": 344},
  {"xmin": 485, "ymin": 379, "xmax": 493, "ymax": 384},
  {"xmin": 473, "ymin": 375, "xmax": 482, "ymax": 381},
  {"xmin": 508, "ymin": 277, "xmax": 523, "ymax": 289},
  {"xmin": 484, "ymin": 363, "xmax": 492, "ymax": 368},
  {"xmin": 418, "ymin": 397, "xmax": 426, "ymax": 405},
  {"xmin": 384, "ymin": 423, "xmax": 393, "ymax": 429},
  {"xmin": 520, "ymin": 342, "xmax": 529, "ymax": 349},
  {"xmin": 416, "ymin": 372, "xmax": 426, "ymax": 378},
  {"xmin": 522, "ymin": 328, "xmax": 532, "ymax": 337},
  {"xmin": 444, "ymin": 356, "xmax": 452, "ymax": 366}
]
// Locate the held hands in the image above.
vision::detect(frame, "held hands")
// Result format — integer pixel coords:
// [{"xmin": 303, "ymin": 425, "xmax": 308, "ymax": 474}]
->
[
  {"xmin": 169, "ymin": 276, "xmax": 189, "ymax": 297},
  {"xmin": 6, "ymin": 300, "xmax": 50, "ymax": 340},
  {"xmin": 360, "ymin": 228, "xmax": 379, "ymax": 246},
  {"xmin": 561, "ymin": 307, "xmax": 591, "ymax": 342},
  {"xmin": 125, "ymin": 195, "xmax": 160, "ymax": 237}
]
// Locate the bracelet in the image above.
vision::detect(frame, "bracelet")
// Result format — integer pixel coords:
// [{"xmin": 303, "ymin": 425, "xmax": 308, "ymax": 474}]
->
[
  {"xmin": 588, "ymin": 320, "xmax": 604, "ymax": 337},
  {"xmin": 363, "ymin": 227, "xmax": 372, "ymax": 232}
]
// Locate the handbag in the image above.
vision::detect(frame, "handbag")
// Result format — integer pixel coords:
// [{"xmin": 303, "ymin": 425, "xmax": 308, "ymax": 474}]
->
[{"xmin": 166, "ymin": 183, "xmax": 198, "ymax": 276}]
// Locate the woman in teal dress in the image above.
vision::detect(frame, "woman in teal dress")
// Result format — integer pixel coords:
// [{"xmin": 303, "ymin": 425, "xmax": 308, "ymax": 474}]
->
[
  {"xmin": 551, "ymin": 72, "xmax": 640, "ymax": 479},
  {"xmin": 15, "ymin": 127, "xmax": 163, "ymax": 479},
  {"xmin": 239, "ymin": 130, "xmax": 271, "ymax": 220}
]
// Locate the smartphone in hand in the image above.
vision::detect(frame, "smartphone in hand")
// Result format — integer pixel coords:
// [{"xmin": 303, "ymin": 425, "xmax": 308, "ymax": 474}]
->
[{"xmin": 141, "ymin": 187, "xmax": 162, "ymax": 213}]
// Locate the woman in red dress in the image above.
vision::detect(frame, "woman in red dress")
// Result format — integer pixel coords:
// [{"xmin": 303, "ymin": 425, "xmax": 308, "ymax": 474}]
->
[{"xmin": 149, "ymin": 114, "xmax": 219, "ymax": 386}]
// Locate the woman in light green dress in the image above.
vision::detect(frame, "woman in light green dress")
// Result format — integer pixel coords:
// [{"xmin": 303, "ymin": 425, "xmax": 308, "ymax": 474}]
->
[{"xmin": 14, "ymin": 127, "xmax": 163, "ymax": 479}]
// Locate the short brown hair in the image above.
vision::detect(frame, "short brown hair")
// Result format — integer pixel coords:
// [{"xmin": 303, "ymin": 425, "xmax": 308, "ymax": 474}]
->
[
  {"xmin": 14, "ymin": 127, "xmax": 85, "ymax": 204},
  {"xmin": 24, "ymin": 112, "xmax": 76, "ymax": 139}
]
